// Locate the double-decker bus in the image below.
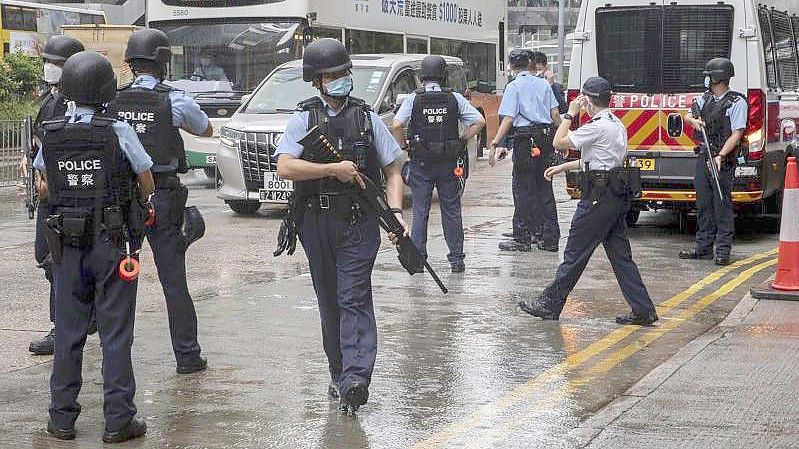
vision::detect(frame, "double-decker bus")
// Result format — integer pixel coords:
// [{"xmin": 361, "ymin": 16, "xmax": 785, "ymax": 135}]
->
[
  {"xmin": 1, "ymin": 0, "xmax": 105, "ymax": 57},
  {"xmin": 146, "ymin": 0, "xmax": 507, "ymax": 173}
]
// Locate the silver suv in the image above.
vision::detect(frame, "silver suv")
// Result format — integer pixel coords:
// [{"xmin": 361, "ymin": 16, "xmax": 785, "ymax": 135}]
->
[{"xmin": 216, "ymin": 53, "xmax": 469, "ymax": 214}]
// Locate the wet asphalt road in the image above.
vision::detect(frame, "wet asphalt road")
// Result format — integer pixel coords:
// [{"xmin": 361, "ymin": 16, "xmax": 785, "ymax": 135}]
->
[{"xmin": 0, "ymin": 160, "xmax": 781, "ymax": 448}]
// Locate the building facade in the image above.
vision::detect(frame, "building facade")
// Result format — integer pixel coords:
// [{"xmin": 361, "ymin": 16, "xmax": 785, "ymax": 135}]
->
[{"xmin": 507, "ymin": 0, "xmax": 581, "ymax": 77}]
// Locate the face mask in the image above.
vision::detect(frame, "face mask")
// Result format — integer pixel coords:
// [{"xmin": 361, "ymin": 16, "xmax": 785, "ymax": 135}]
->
[
  {"xmin": 43, "ymin": 62, "xmax": 62, "ymax": 85},
  {"xmin": 704, "ymin": 75, "xmax": 711, "ymax": 89},
  {"xmin": 323, "ymin": 75, "xmax": 353, "ymax": 98}
]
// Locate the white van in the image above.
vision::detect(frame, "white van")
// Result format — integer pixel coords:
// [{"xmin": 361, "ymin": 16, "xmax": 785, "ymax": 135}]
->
[
  {"xmin": 215, "ymin": 54, "xmax": 473, "ymax": 214},
  {"xmin": 566, "ymin": 0, "xmax": 799, "ymax": 228}
]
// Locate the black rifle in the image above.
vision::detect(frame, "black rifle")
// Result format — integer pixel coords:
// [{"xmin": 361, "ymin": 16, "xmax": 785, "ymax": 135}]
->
[
  {"xmin": 692, "ymin": 105, "xmax": 726, "ymax": 205},
  {"xmin": 358, "ymin": 174, "xmax": 448, "ymax": 294},
  {"xmin": 22, "ymin": 116, "xmax": 36, "ymax": 219}
]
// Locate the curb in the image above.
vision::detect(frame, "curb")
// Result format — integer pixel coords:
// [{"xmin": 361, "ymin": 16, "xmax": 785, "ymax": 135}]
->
[{"xmin": 565, "ymin": 293, "xmax": 760, "ymax": 448}]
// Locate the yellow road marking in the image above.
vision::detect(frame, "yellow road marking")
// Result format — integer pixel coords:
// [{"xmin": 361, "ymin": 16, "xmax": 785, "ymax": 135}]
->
[
  {"xmin": 469, "ymin": 257, "xmax": 777, "ymax": 448},
  {"xmin": 412, "ymin": 248, "xmax": 777, "ymax": 449}
]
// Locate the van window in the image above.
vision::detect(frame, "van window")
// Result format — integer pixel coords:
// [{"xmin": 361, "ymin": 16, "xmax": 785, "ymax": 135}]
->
[
  {"xmin": 380, "ymin": 69, "xmax": 417, "ymax": 114},
  {"xmin": 758, "ymin": 6, "xmax": 779, "ymax": 89},
  {"xmin": 760, "ymin": 6, "xmax": 799, "ymax": 91},
  {"xmin": 596, "ymin": 5, "xmax": 734, "ymax": 94}
]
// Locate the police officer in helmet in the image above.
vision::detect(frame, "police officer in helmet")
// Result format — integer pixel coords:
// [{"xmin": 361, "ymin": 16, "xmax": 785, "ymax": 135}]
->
[
  {"xmin": 108, "ymin": 28, "xmax": 212, "ymax": 374},
  {"xmin": 680, "ymin": 57, "xmax": 746, "ymax": 266},
  {"xmin": 490, "ymin": 49, "xmax": 562, "ymax": 253},
  {"xmin": 391, "ymin": 55, "xmax": 485, "ymax": 273},
  {"xmin": 33, "ymin": 51, "xmax": 154, "ymax": 442},
  {"xmin": 27, "ymin": 35, "xmax": 86, "ymax": 356},
  {"xmin": 275, "ymin": 38, "xmax": 406, "ymax": 415},
  {"xmin": 518, "ymin": 77, "xmax": 658, "ymax": 326}
]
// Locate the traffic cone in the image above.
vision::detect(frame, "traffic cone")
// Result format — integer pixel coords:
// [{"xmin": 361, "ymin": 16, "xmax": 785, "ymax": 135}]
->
[{"xmin": 772, "ymin": 157, "xmax": 799, "ymax": 291}]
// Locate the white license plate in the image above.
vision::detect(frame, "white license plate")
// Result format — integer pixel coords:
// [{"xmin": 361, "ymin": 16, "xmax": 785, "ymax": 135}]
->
[
  {"xmin": 263, "ymin": 172, "xmax": 293, "ymax": 191},
  {"xmin": 205, "ymin": 155, "xmax": 217, "ymax": 164},
  {"xmin": 259, "ymin": 189, "xmax": 291, "ymax": 203},
  {"xmin": 735, "ymin": 166, "xmax": 757, "ymax": 177}
]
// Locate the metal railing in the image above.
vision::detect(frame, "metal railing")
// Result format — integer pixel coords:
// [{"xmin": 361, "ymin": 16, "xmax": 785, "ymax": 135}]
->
[{"xmin": 0, "ymin": 120, "xmax": 25, "ymax": 187}]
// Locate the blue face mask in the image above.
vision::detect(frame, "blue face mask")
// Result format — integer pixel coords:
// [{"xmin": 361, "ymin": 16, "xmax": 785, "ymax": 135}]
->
[
  {"xmin": 324, "ymin": 75, "xmax": 353, "ymax": 97},
  {"xmin": 704, "ymin": 75, "xmax": 711, "ymax": 89}
]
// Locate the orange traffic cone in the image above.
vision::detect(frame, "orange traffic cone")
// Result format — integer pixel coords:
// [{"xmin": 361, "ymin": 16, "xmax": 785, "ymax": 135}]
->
[{"xmin": 772, "ymin": 156, "xmax": 799, "ymax": 291}]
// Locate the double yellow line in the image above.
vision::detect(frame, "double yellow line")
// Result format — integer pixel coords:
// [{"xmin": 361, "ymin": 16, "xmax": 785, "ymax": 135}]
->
[{"xmin": 413, "ymin": 248, "xmax": 778, "ymax": 449}]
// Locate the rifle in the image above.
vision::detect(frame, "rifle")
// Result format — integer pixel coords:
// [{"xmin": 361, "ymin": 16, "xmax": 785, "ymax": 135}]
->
[
  {"xmin": 691, "ymin": 104, "xmax": 726, "ymax": 206},
  {"xmin": 358, "ymin": 174, "xmax": 448, "ymax": 294},
  {"xmin": 22, "ymin": 116, "xmax": 36, "ymax": 219}
]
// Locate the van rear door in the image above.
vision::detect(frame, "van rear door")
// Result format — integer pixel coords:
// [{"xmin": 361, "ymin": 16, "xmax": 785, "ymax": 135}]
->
[{"xmin": 595, "ymin": 2, "xmax": 736, "ymax": 192}]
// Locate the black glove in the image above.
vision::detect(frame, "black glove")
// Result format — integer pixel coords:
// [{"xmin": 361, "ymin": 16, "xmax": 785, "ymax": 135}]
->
[{"xmin": 273, "ymin": 215, "xmax": 298, "ymax": 257}]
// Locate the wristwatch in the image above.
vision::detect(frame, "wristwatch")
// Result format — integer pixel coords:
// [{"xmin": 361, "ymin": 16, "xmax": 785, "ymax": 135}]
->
[{"xmin": 562, "ymin": 113, "xmax": 574, "ymax": 121}]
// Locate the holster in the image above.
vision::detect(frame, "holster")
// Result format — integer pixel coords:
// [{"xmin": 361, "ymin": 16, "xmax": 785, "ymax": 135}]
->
[
  {"xmin": 610, "ymin": 167, "xmax": 642, "ymax": 198},
  {"xmin": 57, "ymin": 208, "xmax": 93, "ymax": 249},
  {"xmin": 43, "ymin": 215, "xmax": 63, "ymax": 264}
]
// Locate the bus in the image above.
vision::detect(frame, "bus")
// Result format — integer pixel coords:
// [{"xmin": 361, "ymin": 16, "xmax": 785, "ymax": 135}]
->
[
  {"xmin": 145, "ymin": 0, "xmax": 507, "ymax": 173},
  {"xmin": 1, "ymin": 0, "xmax": 105, "ymax": 57}
]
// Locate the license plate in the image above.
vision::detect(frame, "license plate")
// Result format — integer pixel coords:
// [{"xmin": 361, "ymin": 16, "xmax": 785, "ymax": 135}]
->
[
  {"xmin": 263, "ymin": 172, "xmax": 293, "ymax": 191},
  {"xmin": 205, "ymin": 155, "xmax": 217, "ymax": 164},
  {"xmin": 735, "ymin": 166, "xmax": 757, "ymax": 177},
  {"xmin": 259, "ymin": 189, "xmax": 291, "ymax": 203},
  {"xmin": 631, "ymin": 158, "xmax": 656, "ymax": 171}
]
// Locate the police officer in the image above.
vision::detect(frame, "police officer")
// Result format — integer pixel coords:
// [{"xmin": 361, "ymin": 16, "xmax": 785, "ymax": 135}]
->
[
  {"xmin": 680, "ymin": 58, "xmax": 746, "ymax": 266},
  {"xmin": 529, "ymin": 51, "xmax": 567, "ymax": 114},
  {"xmin": 108, "ymin": 29, "xmax": 212, "ymax": 374},
  {"xmin": 391, "ymin": 55, "xmax": 485, "ymax": 273},
  {"xmin": 518, "ymin": 77, "xmax": 658, "ymax": 325},
  {"xmin": 27, "ymin": 35, "xmax": 86, "ymax": 356},
  {"xmin": 33, "ymin": 51, "xmax": 154, "ymax": 442},
  {"xmin": 490, "ymin": 49, "xmax": 562, "ymax": 252},
  {"xmin": 274, "ymin": 38, "xmax": 405, "ymax": 415}
]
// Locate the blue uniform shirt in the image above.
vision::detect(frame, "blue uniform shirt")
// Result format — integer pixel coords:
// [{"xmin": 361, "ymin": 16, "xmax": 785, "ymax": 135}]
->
[
  {"xmin": 498, "ymin": 71, "xmax": 559, "ymax": 126},
  {"xmin": 694, "ymin": 89, "xmax": 748, "ymax": 131},
  {"xmin": 34, "ymin": 105, "xmax": 153, "ymax": 174},
  {"xmin": 393, "ymin": 82, "xmax": 483, "ymax": 126},
  {"xmin": 133, "ymin": 75, "xmax": 210, "ymax": 172},
  {"xmin": 275, "ymin": 96, "xmax": 403, "ymax": 167}
]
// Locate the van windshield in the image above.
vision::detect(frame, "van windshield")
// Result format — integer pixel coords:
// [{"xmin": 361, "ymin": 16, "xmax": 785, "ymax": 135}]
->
[
  {"xmin": 242, "ymin": 67, "xmax": 387, "ymax": 114},
  {"xmin": 596, "ymin": 5, "xmax": 734, "ymax": 93}
]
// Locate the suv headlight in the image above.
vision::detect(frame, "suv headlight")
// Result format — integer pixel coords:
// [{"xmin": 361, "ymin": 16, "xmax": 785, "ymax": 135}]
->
[{"xmin": 220, "ymin": 126, "xmax": 242, "ymax": 147}]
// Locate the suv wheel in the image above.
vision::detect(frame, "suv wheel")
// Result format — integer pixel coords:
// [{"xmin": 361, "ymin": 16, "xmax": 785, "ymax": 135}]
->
[{"xmin": 227, "ymin": 200, "xmax": 261, "ymax": 215}]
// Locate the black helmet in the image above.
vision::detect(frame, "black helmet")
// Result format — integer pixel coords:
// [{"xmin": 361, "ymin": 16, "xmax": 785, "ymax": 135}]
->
[
  {"xmin": 582, "ymin": 76, "xmax": 613, "ymax": 100},
  {"xmin": 302, "ymin": 38, "xmax": 352, "ymax": 82},
  {"xmin": 182, "ymin": 206, "xmax": 206, "ymax": 248},
  {"xmin": 703, "ymin": 57, "xmax": 735, "ymax": 81},
  {"xmin": 125, "ymin": 28, "xmax": 171, "ymax": 64},
  {"xmin": 42, "ymin": 35, "xmax": 84, "ymax": 63},
  {"xmin": 61, "ymin": 51, "xmax": 117, "ymax": 105},
  {"xmin": 419, "ymin": 55, "xmax": 447, "ymax": 82},
  {"xmin": 509, "ymin": 49, "xmax": 530, "ymax": 68}
]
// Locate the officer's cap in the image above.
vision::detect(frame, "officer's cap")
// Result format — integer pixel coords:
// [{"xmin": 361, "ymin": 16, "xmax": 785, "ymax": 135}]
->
[{"xmin": 582, "ymin": 76, "xmax": 613, "ymax": 98}]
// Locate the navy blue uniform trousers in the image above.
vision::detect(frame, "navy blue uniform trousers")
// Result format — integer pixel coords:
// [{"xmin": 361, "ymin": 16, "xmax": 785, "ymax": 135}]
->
[
  {"xmin": 694, "ymin": 156, "xmax": 735, "ymax": 257},
  {"xmin": 298, "ymin": 204, "xmax": 380, "ymax": 392},
  {"xmin": 539, "ymin": 186, "xmax": 656, "ymax": 316},
  {"xmin": 511, "ymin": 138, "xmax": 560, "ymax": 247},
  {"xmin": 35, "ymin": 200, "xmax": 56, "ymax": 322},
  {"xmin": 50, "ymin": 232, "xmax": 138, "ymax": 432},
  {"xmin": 146, "ymin": 183, "xmax": 202, "ymax": 365},
  {"xmin": 407, "ymin": 159, "xmax": 465, "ymax": 264}
]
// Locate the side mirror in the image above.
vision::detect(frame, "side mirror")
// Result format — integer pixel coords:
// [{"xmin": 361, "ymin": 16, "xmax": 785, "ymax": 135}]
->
[{"xmin": 394, "ymin": 93, "xmax": 411, "ymax": 111}]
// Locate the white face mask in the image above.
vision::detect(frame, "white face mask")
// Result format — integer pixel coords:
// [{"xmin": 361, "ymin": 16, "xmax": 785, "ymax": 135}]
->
[
  {"xmin": 43, "ymin": 62, "xmax": 62, "ymax": 85},
  {"xmin": 704, "ymin": 75, "xmax": 712, "ymax": 89}
]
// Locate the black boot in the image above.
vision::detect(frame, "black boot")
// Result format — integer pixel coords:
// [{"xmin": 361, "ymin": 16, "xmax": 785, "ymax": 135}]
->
[
  {"xmin": 340, "ymin": 382, "xmax": 369, "ymax": 416},
  {"xmin": 518, "ymin": 298, "xmax": 560, "ymax": 320},
  {"xmin": 499, "ymin": 240, "xmax": 532, "ymax": 252},
  {"xmin": 678, "ymin": 248, "xmax": 713, "ymax": 260},
  {"xmin": 47, "ymin": 420, "xmax": 76, "ymax": 440},
  {"xmin": 176, "ymin": 356, "xmax": 207, "ymax": 374},
  {"xmin": 328, "ymin": 380, "xmax": 340, "ymax": 399},
  {"xmin": 29, "ymin": 328, "xmax": 55, "ymax": 355},
  {"xmin": 615, "ymin": 312, "xmax": 659, "ymax": 326},
  {"xmin": 102, "ymin": 417, "xmax": 146, "ymax": 443}
]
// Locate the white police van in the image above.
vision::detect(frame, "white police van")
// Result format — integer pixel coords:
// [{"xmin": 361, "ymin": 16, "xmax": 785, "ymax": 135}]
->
[
  {"xmin": 566, "ymin": 0, "xmax": 799, "ymax": 228},
  {"xmin": 215, "ymin": 54, "xmax": 472, "ymax": 214}
]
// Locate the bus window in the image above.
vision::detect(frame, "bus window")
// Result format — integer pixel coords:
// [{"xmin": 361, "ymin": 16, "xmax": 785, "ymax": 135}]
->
[
  {"xmin": 407, "ymin": 37, "xmax": 428, "ymax": 54},
  {"xmin": 346, "ymin": 29, "xmax": 403, "ymax": 54},
  {"xmin": 430, "ymin": 38, "xmax": 496, "ymax": 89},
  {"xmin": 312, "ymin": 26, "xmax": 343, "ymax": 42},
  {"xmin": 1, "ymin": 5, "xmax": 37, "ymax": 31},
  {"xmin": 380, "ymin": 69, "xmax": 417, "ymax": 115}
]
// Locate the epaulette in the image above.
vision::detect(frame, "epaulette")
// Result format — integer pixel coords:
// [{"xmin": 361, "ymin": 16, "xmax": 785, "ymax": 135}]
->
[
  {"xmin": 155, "ymin": 83, "xmax": 176, "ymax": 94},
  {"xmin": 42, "ymin": 119, "xmax": 66, "ymax": 131},
  {"xmin": 90, "ymin": 115, "xmax": 117, "ymax": 127}
]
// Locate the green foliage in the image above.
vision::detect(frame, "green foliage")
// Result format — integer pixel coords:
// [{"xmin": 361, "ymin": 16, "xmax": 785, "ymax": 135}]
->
[{"xmin": 0, "ymin": 53, "xmax": 42, "ymax": 120}]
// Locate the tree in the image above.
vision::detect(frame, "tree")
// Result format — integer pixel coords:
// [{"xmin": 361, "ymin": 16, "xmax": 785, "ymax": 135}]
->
[{"xmin": 0, "ymin": 52, "xmax": 42, "ymax": 101}]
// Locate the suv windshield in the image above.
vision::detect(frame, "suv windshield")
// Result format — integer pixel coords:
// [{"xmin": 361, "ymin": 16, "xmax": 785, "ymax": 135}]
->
[
  {"xmin": 243, "ymin": 66, "xmax": 387, "ymax": 114},
  {"xmin": 153, "ymin": 20, "xmax": 304, "ymax": 92},
  {"xmin": 596, "ymin": 5, "xmax": 734, "ymax": 93}
]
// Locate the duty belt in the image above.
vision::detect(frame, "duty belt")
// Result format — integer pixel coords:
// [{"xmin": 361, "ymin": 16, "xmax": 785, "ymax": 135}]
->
[
  {"xmin": 512, "ymin": 123, "xmax": 552, "ymax": 133},
  {"xmin": 302, "ymin": 192, "xmax": 366, "ymax": 222}
]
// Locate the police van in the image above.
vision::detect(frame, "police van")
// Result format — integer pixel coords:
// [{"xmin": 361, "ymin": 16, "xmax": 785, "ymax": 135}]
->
[
  {"xmin": 566, "ymin": 0, "xmax": 799, "ymax": 228},
  {"xmin": 216, "ymin": 54, "xmax": 476, "ymax": 214}
]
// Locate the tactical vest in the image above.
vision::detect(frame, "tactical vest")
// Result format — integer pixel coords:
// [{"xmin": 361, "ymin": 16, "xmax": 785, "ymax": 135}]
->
[
  {"xmin": 42, "ymin": 116, "xmax": 136, "ymax": 211},
  {"xmin": 407, "ymin": 88, "xmax": 463, "ymax": 162},
  {"xmin": 699, "ymin": 91, "xmax": 746, "ymax": 158},
  {"xmin": 294, "ymin": 96, "xmax": 380, "ymax": 197},
  {"xmin": 34, "ymin": 91, "xmax": 68, "ymax": 153},
  {"xmin": 107, "ymin": 83, "xmax": 187, "ymax": 172}
]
